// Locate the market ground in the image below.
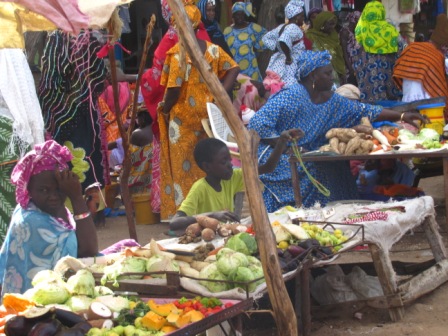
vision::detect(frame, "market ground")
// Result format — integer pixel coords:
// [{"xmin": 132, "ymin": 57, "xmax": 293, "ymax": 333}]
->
[{"xmin": 98, "ymin": 176, "xmax": 448, "ymax": 335}]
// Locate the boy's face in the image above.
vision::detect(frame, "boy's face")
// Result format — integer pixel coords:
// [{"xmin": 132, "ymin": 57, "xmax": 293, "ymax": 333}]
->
[{"xmin": 205, "ymin": 146, "xmax": 234, "ymax": 180}]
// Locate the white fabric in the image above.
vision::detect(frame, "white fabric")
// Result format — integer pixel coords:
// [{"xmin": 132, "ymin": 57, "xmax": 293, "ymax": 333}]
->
[
  {"xmin": 78, "ymin": 0, "xmax": 133, "ymax": 28},
  {"xmin": 109, "ymin": 138, "xmax": 124, "ymax": 167},
  {"xmin": 285, "ymin": 0, "xmax": 304, "ymax": 19},
  {"xmin": 0, "ymin": 49, "xmax": 44, "ymax": 155},
  {"xmin": 401, "ymin": 79, "xmax": 431, "ymax": 103}
]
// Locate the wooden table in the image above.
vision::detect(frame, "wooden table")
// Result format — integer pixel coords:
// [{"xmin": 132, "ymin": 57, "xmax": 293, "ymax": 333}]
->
[{"xmin": 289, "ymin": 149, "xmax": 448, "ymax": 230}]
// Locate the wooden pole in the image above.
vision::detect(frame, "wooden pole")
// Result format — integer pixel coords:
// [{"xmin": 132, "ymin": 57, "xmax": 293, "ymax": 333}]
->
[
  {"xmin": 166, "ymin": 1, "xmax": 298, "ymax": 334},
  {"xmin": 107, "ymin": 23, "xmax": 137, "ymax": 242}
]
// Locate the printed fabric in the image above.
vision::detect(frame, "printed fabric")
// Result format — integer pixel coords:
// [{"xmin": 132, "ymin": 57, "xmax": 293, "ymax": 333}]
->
[
  {"xmin": 355, "ymin": 0, "xmax": 399, "ymax": 54},
  {"xmin": 0, "ymin": 203, "xmax": 77, "ymax": 297},
  {"xmin": 158, "ymin": 42, "xmax": 237, "ymax": 219},
  {"xmin": 178, "ymin": 168, "xmax": 245, "ymax": 216},
  {"xmin": 263, "ymin": 23, "xmax": 306, "ymax": 86},
  {"xmin": 128, "ymin": 143, "xmax": 153, "ymax": 195},
  {"xmin": 223, "ymin": 23, "xmax": 266, "ymax": 80},
  {"xmin": 248, "ymin": 84, "xmax": 382, "ymax": 211}
]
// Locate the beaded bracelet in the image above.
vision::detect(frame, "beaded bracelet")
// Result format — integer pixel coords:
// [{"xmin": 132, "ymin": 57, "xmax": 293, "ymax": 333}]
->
[
  {"xmin": 74, "ymin": 212, "xmax": 91, "ymax": 221},
  {"xmin": 400, "ymin": 112, "xmax": 406, "ymax": 122}
]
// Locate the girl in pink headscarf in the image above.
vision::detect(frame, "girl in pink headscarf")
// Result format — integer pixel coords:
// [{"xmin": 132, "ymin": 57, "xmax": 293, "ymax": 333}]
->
[{"xmin": 0, "ymin": 140, "xmax": 137, "ymax": 298}]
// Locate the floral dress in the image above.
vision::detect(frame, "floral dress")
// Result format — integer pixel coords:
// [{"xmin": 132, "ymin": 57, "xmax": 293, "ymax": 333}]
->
[
  {"xmin": 223, "ymin": 23, "xmax": 266, "ymax": 80},
  {"xmin": 158, "ymin": 42, "xmax": 238, "ymax": 219},
  {"xmin": 248, "ymin": 84, "xmax": 382, "ymax": 211}
]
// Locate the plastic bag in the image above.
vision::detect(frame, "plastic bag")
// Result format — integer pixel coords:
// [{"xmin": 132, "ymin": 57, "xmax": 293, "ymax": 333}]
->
[{"xmin": 346, "ymin": 266, "xmax": 383, "ymax": 299}]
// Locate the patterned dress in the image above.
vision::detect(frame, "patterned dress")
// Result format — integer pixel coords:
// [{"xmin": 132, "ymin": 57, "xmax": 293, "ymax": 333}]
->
[
  {"xmin": 223, "ymin": 23, "xmax": 266, "ymax": 80},
  {"xmin": 158, "ymin": 42, "xmax": 238, "ymax": 219},
  {"xmin": 128, "ymin": 143, "xmax": 153, "ymax": 195},
  {"xmin": 263, "ymin": 23, "xmax": 306, "ymax": 86},
  {"xmin": 248, "ymin": 84, "xmax": 382, "ymax": 211}
]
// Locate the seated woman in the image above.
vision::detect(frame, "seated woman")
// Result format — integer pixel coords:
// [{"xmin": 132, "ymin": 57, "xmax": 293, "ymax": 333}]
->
[
  {"xmin": 248, "ymin": 50, "xmax": 427, "ymax": 211},
  {"xmin": 0, "ymin": 140, "xmax": 138, "ymax": 296},
  {"xmin": 170, "ymin": 128, "xmax": 303, "ymax": 234}
]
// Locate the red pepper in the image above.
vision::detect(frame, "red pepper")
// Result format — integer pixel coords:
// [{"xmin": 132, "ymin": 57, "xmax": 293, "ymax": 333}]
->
[{"xmin": 224, "ymin": 302, "xmax": 234, "ymax": 309}]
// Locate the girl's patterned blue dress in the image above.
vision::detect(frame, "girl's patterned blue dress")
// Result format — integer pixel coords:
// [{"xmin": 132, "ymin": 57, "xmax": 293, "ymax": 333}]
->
[
  {"xmin": 248, "ymin": 84, "xmax": 383, "ymax": 211},
  {"xmin": 223, "ymin": 23, "xmax": 266, "ymax": 81}
]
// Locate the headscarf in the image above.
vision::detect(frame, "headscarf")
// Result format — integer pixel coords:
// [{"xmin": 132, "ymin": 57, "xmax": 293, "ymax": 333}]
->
[
  {"xmin": 335, "ymin": 84, "xmax": 361, "ymax": 100},
  {"xmin": 306, "ymin": 12, "xmax": 345, "ymax": 75},
  {"xmin": 171, "ymin": 0, "xmax": 202, "ymax": 29},
  {"xmin": 430, "ymin": 14, "xmax": 448, "ymax": 47},
  {"xmin": 11, "ymin": 140, "xmax": 73, "ymax": 207},
  {"xmin": 161, "ymin": 0, "xmax": 201, "ymax": 28},
  {"xmin": 307, "ymin": 7, "xmax": 322, "ymax": 21},
  {"xmin": 355, "ymin": 1, "xmax": 398, "ymax": 54},
  {"xmin": 297, "ymin": 50, "xmax": 332, "ymax": 80},
  {"xmin": 285, "ymin": 0, "xmax": 304, "ymax": 20},
  {"xmin": 232, "ymin": 2, "xmax": 255, "ymax": 17},
  {"xmin": 197, "ymin": 0, "xmax": 224, "ymax": 41},
  {"xmin": 346, "ymin": 11, "xmax": 361, "ymax": 24}
]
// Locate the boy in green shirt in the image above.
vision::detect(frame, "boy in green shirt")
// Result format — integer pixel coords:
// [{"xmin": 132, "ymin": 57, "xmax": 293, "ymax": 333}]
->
[{"xmin": 169, "ymin": 128, "xmax": 303, "ymax": 234}]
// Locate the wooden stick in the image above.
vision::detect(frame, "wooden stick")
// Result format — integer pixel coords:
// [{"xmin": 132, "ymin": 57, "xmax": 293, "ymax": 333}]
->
[
  {"xmin": 127, "ymin": 14, "xmax": 156, "ymax": 139},
  {"xmin": 166, "ymin": 0, "xmax": 298, "ymax": 334},
  {"xmin": 107, "ymin": 24, "xmax": 137, "ymax": 242}
]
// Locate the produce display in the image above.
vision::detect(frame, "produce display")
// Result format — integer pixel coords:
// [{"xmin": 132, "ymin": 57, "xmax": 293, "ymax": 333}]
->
[
  {"xmin": 178, "ymin": 215, "xmax": 247, "ymax": 244},
  {"xmin": 0, "ymin": 290, "xmax": 235, "ymax": 336},
  {"xmin": 319, "ymin": 120, "xmax": 445, "ymax": 154}
]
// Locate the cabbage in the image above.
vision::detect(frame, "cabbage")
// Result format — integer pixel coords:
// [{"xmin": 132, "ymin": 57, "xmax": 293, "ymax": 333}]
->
[
  {"xmin": 199, "ymin": 263, "xmax": 229, "ymax": 293},
  {"xmin": 216, "ymin": 251, "xmax": 249, "ymax": 276},
  {"xmin": 31, "ymin": 270, "xmax": 65, "ymax": 287},
  {"xmin": 417, "ymin": 128, "xmax": 439, "ymax": 141},
  {"xmin": 66, "ymin": 269, "xmax": 95, "ymax": 297},
  {"xmin": 225, "ymin": 233, "xmax": 258, "ymax": 255},
  {"xmin": 228, "ymin": 267, "xmax": 255, "ymax": 292},
  {"xmin": 93, "ymin": 285, "xmax": 114, "ymax": 297},
  {"xmin": 272, "ymin": 225, "xmax": 292, "ymax": 243},
  {"xmin": 101, "ymin": 257, "xmax": 147, "ymax": 287},
  {"xmin": 65, "ymin": 295, "xmax": 94, "ymax": 312},
  {"xmin": 248, "ymin": 264, "xmax": 265, "ymax": 289},
  {"xmin": 282, "ymin": 224, "xmax": 310, "ymax": 240},
  {"xmin": 95, "ymin": 295, "xmax": 130, "ymax": 312},
  {"xmin": 146, "ymin": 255, "xmax": 179, "ymax": 278},
  {"xmin": 247, "ymin": 256, "xmax": 262, "ymax": 267},
  {"xmin": 30, "ymin": 280, "xmax": 70, "ymax": 305},
  {"xmin": 216, "ymin": 248, "xmax": 235, "ymax": 261}
]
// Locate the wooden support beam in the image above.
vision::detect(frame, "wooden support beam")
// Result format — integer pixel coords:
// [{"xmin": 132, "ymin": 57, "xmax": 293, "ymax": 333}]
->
[
  {"xmin": 399, "ymin": 259, "xmax": 448, "ymax": 304},
  {"xmin": 422, "ymin": 215, "xmax": 447, "ymax": 262},
  {"xmin": 166, "ymin": 1, "xmax": 298, "ymax": 334},
  {"xmin": 368, "ymin": 243, "xmax": 404, "ymax": 321}
]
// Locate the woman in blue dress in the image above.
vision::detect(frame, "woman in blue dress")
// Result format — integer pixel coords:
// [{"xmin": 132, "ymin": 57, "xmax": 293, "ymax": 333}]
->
[
  {"xmin": 223, "ymin": 2, "xmax": 266, "ymax": 81},
  {"xmin": 248, "ymin": 51, "xmax": 427, "ymax": 211}
]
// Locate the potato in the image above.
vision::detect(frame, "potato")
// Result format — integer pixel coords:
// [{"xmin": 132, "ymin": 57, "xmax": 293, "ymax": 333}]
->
[
  {"xmin": 196, "ymin": 215, "xmax": 219, "ymax": 231},
  {"xmin": 201, "ymin": 228, "xmax": 216, "ymax": 242},
  {"xmin": 325, "ymin": 128, "xmax": 357, "ymax": 143},
  {"xmin": 329, "ymin": 137, "xmax": 340, "ymax": 153},
  {"xmin": 344, "ymin": 136, "xmax": 362, "ymax": 155}
]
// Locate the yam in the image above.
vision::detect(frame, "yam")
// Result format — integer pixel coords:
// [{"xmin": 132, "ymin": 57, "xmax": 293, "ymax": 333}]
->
[
  {"xmin": 185, "ymin": 223, "xmax": 202, "ymax": 237},
  {"xmin": 325, "ymin": 128, "xmax": 357, "ymax": 143},
  {"xmin": 329, "ymin": 137, "xmax": 340, "ymax": 153},
  {"xmin": 319, "ymin": 144, "xmax": 332, "ymax": 152},
  {"xmin": 201, "ymin": 228, "xmax": 216, "ymax": 242},
  {"xmin": 190, "ymin": 261, "xmax": 210, "ymax": 271},
  {"xmin": 338, "ymin": 142, "xmax": 347, "ymax": 155},
  {"xmin": 195, "ymin": 215, "xmax": 219, "ymax": 231},
  {"xmin": 359, "ymin": 140, "xmax": 374, "ymax": 153},
  {"xmin": 344, "ymin": 136, "xmax": 362, "ymax": 155}
]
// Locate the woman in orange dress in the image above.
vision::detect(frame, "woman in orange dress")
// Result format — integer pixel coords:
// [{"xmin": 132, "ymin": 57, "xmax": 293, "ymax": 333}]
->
[{"xmin": 158, "ymin": 2, "xmax": 239, "ymax": 219}]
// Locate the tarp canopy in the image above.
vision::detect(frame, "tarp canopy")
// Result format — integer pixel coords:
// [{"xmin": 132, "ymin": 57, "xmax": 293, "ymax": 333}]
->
[{"xmin": 0, "ymin": 0, "xmax": 133, "ymax": 48}]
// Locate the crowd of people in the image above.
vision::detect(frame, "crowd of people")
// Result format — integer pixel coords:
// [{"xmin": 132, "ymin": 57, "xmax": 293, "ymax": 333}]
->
[{"xmin": 0, "ymin": 0, "xmax": 446, "ymax": 296}]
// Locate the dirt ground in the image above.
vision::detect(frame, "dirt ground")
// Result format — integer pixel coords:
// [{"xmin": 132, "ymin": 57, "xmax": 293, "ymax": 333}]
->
[{"xmin": 97, "ymin": 175, "xmax": 448, "ymax": 335}]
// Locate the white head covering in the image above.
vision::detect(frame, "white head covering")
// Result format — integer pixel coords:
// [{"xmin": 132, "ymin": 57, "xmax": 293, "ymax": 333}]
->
[
  {"xmin": 285, "ymin": 0, "xmax": 304, "ymax": 20},
  {"xmin": 335, "ymin": 84, "xmax": 361, "ymax": 100}
]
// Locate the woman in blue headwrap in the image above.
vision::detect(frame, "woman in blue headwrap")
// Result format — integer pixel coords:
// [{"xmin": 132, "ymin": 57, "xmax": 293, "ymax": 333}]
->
[
  {"xmin": 223, "ymin": 2, "xmax": 267, "ymax": 80},
  {"xmin": 248, "ymin": 51, "xmax": 427, "ymax": 211}
]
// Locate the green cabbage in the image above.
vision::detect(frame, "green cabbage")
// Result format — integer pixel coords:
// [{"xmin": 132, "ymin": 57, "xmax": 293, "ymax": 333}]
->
[
  {"xmin": 418, "ymin": 128, "xmax": 439, "ymax": 141},
  {"xmin": 93, "ymin": 285, "xmax": 114, "ymax": 297},
  {"xmin": 101, "ymin": 257, "xmax": 147, "ymax": 287},
  {"xmin": 247, "ymin": 256, "xmax": 262, "ymax": 267},
  {"xmin": 146, "ymin": 255, "xmax": 179, "ymax": 278},
  {"xmin": 228, "ymin": 267, "xmax": 256, "ymax": 292},
  {"xmin": 95, "ymin": 295, "xmax": 130, "ymax": 312},
  {"xmin": 199, "ymin": 263, "xmax": 229, "ymax": 293},
  {"xmin": 225, "ymin": 233, "xmax": 258, "ymax": 255},
  {"xmin": 66, "ymin": 269, "xmax": 95, "ymax": 297},
  {"xmin": 216, "ymin": 247, "xmax": 235, "ymax": 261},
  {"xmin": 65, "ymin": 295, "xmax": 94, "ymax": 312},
  {"xmin": 31, "ymin": 270, "xmax": 65, "ymax": 287},
  {"xmin": 216, "ymin": 251, "xmax": 249, "ymax": 276},
  {"xmin": 30, "ymin": 280, "xmax": 70, "ymax": 305},
  {"xmin": 248, "ymin": 264, "xmax": 265, "ymax": 289}
]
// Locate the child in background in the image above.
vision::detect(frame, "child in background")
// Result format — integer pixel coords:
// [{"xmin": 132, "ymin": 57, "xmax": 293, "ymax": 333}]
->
[{"xmin": 169, "ymin": 128, "xmax": 303, "ymax": 234}]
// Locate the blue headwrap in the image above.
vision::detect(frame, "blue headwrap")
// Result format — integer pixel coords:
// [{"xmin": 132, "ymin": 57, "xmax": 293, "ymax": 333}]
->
[
  {"xmin": 297, "ymin": 50, "xmax": 332, "ymax": 80},
  {"xmin": 232, "ymin": 2, "xmax": 255, "ymax": 17}
]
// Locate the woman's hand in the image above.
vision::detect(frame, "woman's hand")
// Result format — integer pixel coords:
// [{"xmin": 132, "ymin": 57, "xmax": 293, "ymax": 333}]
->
[
  {"xmin": 55, "ymin": 169, "xmax": 83, "ymax": 201},
  {"xmin": 402, "ymin": 111, "xmax": 430, "ymax": 129},
  {"xmin": 208, "ymin": 211, "xmax": 240, "ymax": 223},
  {"xmin": 279, "ymin": 128, "xmax": 305, "ymax": 144}
]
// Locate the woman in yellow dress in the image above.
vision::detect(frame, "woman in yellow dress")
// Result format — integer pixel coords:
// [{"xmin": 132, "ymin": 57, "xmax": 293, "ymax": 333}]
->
[{"xmin": 158, "ymin": 1, "xmax": 240, "ymax": 219}]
